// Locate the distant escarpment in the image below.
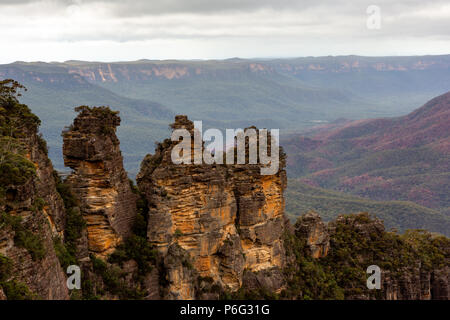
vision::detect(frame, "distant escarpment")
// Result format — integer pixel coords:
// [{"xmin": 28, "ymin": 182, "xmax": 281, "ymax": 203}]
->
[
  {"xmin": 62, "ymin": 106, "xmax": 137, "ymax": 256},
  {"xmin": 137, "ymin": 115, "xmax": 288, "ymax": 299}
]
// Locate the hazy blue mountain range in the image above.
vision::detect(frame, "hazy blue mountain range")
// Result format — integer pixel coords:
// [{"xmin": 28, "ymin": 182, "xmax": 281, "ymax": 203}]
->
[{"xmin": 1, "ymin": 55, "xmax": 450, "ymax": 177}]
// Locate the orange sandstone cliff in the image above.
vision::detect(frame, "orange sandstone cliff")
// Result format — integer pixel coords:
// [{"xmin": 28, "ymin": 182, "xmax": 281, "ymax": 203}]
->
[
  {"xmin": 62, "ymin": 106, "xmax": 137, "ymax": 256},
  {"xmin": 137, "ymin": 115, "xmax": 288, "ymax": 299}
]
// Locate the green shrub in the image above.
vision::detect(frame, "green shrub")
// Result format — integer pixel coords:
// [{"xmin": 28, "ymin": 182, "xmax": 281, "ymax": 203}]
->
[
  {"xmin": 0, "ymin": 153, "xmax": 36, "ymax": 187},
  {"xmin": 0, "ymin": 254, "xmax": 35, "ymax": 300},
  {"xmin": 0, "ymin": 254, "xmax": 13, "ymax": 282},
  {"xmin": 91, "ymin": 254, "xmax": 146, "ymax": 300},
  {"xmin": 53, "ymin": 173, "xmax": 85, "ymax": 267},
  {"xmin": 74, "ymin": 106, "xmax": 119, "ymax": 138},
  {"xmin": 0, "ymin": 212, "xmax": 45, "ymax": 261},
  {"xmin": 101, "ymin": 187, "xmax": 154, "ymax": 299},
  {"xmin": 401, "ymin": 230, "xmax": 450, "ymax": 270},
  {"xmin": 54, "ymin": 172, "xmax": 78, "ymax": 208},
  {"xmin": 108, "ymin": 189, "xmax": 156, "ymax": 276},
  {"xmin": 108, "ymin": 234, "xmax": 157, "ymax": 275},
  {"xmin": 1, "ymin": 280, "xmax": 34, "ymax": 300},
  {"xmin": 283, "ymin": 231, "xmax": 344, "ymax": 300},
  {"xmin": 53, "ymin": 237, "xmax": 77, "ymax": 270},
  {"xmin": 0, "ymin": 80, "xmax": 40, "ymax": 137},
  {"xmin": 64, "ymin": 208, "xmax": 85, "ymax": 254},
  {"xmin": 37, "ymin": 133, "xmax": 48, "ymax": 155},
  {"xmin": 74, "ymin": 105, "xmax": 119, "ymax": 118}
]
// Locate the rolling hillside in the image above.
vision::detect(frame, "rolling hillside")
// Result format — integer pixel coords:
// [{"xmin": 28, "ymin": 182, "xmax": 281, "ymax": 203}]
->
[
  {"xmin": 286, "ymin": 179, "xmax": 450, "ymax": 236},
  {"xmin": 283, "ymin": 92, "xmax": 450, "ymax": 220}
]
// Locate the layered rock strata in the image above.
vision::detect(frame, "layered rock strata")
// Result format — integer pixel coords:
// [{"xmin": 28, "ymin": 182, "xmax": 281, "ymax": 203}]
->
[
  {"xmin": 0, "ymin": 100, "xmax": 68, "ymax": 299},
  {"xmin": 297, "ymin": 212, "xmax": 450, "ymax": 300},
  {"xmin": 137, "ymin": 115, "xmax": 288, "ymax": 299},
  {"xmin": 62, "ymin": 106, "xmax": 137, "ymax": 256}
]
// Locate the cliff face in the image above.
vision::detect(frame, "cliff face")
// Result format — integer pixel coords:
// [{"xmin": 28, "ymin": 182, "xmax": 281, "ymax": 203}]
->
[
  {"xmin": 0, "ymin": 82, "xmax": 68, "ymax": 299},
  {"xmin": 291, "ymin": 212, "xmax": 450, "ymax": 300},
  {"xmin": 0, "ymin": 132, "xmax": 69, "ymax": 299},
  {"xmin": 55, "ymin": 57, "xmax": 450, "ymax": 84},
  {"xmin": 62, "ymin": 106, "xmax": 137, "ymax": 256},
  {"xmin": 137, "ymin": 115, "xmax": 287, "ymax": 299}
]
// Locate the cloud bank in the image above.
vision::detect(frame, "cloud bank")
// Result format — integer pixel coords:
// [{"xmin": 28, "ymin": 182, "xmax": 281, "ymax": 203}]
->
[{"xmin": 0, "ymin": 0, "xmax": 449, "ymax": 63}]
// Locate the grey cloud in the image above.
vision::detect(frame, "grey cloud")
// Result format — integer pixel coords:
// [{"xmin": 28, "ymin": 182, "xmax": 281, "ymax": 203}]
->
[
  {"xmin": 3, "ymin": 0, "xmax": 448, "ymax": 15},
  {"xmin": 1, "ymin": 0, "xmax": 449, "ymax": 29},
  {"xmin": 0, "ymin": 0, "xmax": 449, "ymax": 59},
  {"xmin": 85, "ymin": 0, "xmax": 450, "ymax": 18},
  {"xmin": 0, "ymin": 0, "xmax": 310, "ymax": 13}
]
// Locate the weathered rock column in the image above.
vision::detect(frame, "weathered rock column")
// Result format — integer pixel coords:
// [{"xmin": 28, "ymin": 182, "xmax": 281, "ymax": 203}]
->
[{"xmin": 62, "ymin": 106, "xmax": 137, "ymax": 256}]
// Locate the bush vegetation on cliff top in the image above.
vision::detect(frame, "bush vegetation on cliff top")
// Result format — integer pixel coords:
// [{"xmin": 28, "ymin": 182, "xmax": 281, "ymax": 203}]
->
[
  {"xmin": 0, "ymin": 80, "xmax": 39, "ymax": 190},
  {"xmin": 73, "ymin": 105, "xmax": 120, "ymax": 136},
  {"xmin": 285, "ymin": 213, "xmax": 449, "ymax": 299}
]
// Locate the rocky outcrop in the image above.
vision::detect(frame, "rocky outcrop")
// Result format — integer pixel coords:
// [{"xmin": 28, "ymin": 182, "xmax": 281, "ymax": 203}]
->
[
  {"xmin": 293, "ymin": 212, "xmax": 450, "ymax": 300},
  {"xmin": 377, "ymin": 260, "xmax": 449, "ymax": 300},
  {"xmin": 137, "ymin": 115, "xmax": 287, "ymax": 299},
  {"xmin": 241, "ymin": 268, "xmax": 285, "ymax": 294},
  {"xmin": 161, "ymin": 243, "xmax": 199, "ymax": 300},
  {"xmin": 294, "ymin": 211, "xmax": 329, "ymax": 259},
  {"xmin": 431, "ymin": 267, "xmax": 450, "ymax": 300},
  {"xmin": 62, "ymin": 106, "xmax": 137, "ymax": 256}
]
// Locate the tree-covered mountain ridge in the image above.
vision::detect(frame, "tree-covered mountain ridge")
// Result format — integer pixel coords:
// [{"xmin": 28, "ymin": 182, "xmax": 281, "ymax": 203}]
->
[{"xmin": 283, "ymin": 91, "xmax": 450, "ymax": 224}]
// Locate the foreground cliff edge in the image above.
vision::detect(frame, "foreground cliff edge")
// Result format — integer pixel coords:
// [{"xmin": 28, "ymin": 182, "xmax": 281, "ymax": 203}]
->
[{"xmin": 0, "ymin": 80, "xmax": 449, "ymax": 300}]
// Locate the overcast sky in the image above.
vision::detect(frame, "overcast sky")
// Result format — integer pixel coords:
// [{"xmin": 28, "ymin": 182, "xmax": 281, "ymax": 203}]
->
[{"xmin": 0, "ymin": 0, "xmax": 449, "ymax": 63}]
